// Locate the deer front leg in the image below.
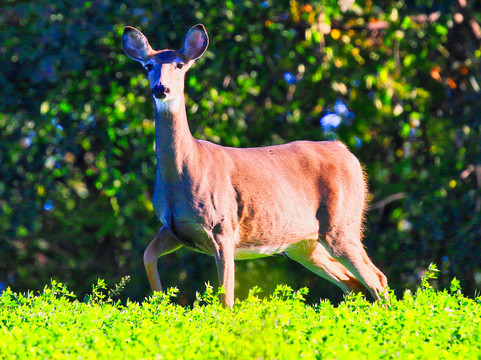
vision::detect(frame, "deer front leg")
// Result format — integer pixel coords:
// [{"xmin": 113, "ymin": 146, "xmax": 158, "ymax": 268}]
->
[
  {"xmin": 144, "ymin": 226, "xmax": 183, "ymax": 292},
  {"xmin": 212, "ymin": 239, "xmax": 235, "ymax": 308}
]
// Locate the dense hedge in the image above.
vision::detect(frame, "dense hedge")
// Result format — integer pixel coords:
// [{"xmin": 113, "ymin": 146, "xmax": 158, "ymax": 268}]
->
[
  {"xmin": 1, "ymin": 274, "xmax": 481, "ymax": 359},
  {"xmin": 1, "ymin": 0, "xmax": 480, "ymax": 303}
]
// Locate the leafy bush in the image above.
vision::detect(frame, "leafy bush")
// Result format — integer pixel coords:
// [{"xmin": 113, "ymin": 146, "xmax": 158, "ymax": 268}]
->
[{"xmin": 1, "ymin": 275, "xmax": 480, "ymax": 359}]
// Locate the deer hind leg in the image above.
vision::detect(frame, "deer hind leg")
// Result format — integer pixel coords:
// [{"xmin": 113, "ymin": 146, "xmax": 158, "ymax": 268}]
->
[
  {"xmin": 321, "ymin": 228, "xmax": 388, "ymax": 301},
  {"xmin": 144, "ymin": 226, "xmax": 183, "ymax": 292},
  {"xmin": 285, "ymin": 240, "xmax": 367, "ymax": 295}
]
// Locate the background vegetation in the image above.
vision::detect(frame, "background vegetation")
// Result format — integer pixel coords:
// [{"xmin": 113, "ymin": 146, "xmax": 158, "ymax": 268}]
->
[{"xmin": 1, "ymin": 0, "xmax": 481, "ymax": 304}]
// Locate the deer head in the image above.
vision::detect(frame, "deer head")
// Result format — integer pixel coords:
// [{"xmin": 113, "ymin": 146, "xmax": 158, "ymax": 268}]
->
[{"xmin": 121, "ymin": 24, "xmax": 209, "ymax": 106}]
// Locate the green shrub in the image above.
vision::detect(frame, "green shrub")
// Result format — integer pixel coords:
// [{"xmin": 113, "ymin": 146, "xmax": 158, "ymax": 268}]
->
[{"xmin": 1, "ymin": 275, "xmax": 480, "ymax": 359}]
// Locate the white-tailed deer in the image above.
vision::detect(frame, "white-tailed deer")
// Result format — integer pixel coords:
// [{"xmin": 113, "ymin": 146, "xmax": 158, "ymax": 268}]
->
[{"xmin": 121, "ymin": 24, "xmax": 388, "ymax": 307}]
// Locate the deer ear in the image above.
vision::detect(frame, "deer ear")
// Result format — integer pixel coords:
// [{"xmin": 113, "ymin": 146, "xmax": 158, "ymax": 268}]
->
[
  {"xmin": 181, "ymin": 24, "xmax": 209, "ymax": 61},
  {"xmin": 122, "ymin": 26, "xmax": 154, "ymax": 63}
]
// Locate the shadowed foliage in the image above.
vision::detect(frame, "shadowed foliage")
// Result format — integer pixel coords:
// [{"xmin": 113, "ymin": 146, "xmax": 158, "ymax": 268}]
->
[{"xmin": 1, "ymin": 0, "xmax": 480, "ymax": 303}]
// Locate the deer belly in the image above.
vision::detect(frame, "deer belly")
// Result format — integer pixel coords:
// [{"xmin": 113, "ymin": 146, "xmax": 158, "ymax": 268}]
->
[{"xmin": 234, "ymin": 244, "xmax": 292, "ymax": 260}]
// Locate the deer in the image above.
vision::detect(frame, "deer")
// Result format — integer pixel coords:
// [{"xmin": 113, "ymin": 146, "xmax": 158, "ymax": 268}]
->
[{"xmin": 121, "ymin": 24, "xmax": 388, "ymax": 308}]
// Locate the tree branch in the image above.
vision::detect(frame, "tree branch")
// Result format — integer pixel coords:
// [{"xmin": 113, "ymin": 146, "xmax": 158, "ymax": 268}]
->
[{"xmin": 368, "ymin": 192, "xmax": 407, "ymax": 211}]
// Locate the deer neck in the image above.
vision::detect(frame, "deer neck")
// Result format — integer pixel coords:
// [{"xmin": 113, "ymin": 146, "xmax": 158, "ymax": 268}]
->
[{"xmin": 154, "ymin": 96, "xmax": 197, "ymax": 181}]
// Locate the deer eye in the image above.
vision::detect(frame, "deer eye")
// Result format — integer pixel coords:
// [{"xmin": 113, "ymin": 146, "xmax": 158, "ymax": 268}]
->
[
  {"xmin": 176, "ymin": 62, "xmax": 184, "ymax": 69},
  {"xmin": 145, "ymin": 64, "xmax": 154, "ymax": 72}
]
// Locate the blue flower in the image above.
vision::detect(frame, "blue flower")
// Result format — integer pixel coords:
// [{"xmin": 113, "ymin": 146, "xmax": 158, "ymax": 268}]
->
[
  {"xmin": 262, "ymin": 1, "xmax": 269, "ymax": 8},
  {"xmin": 354, "ymin": 136, "xmax": 362, "ymax": 148},
  {"xmin": 283, "ymin": 72, "xmax": 296, "ymax": 85},
  {"xmin": 334, "ymin": 99, "xmax": 349, "ymax": 116},
  {"xmin": 320, "ymin": 114, "xmax": 342, "ymax": 131},
  {"xmin": 23, "ymin": 137, "xmax": 32, "ymax": 147},
  {"xmin": 44, "ymin": 200, "xmax": 54, "ymax": 211}
]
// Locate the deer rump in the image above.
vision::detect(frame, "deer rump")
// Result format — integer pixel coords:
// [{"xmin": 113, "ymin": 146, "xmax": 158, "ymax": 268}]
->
[{"xmin": 153, "ymin": 139, "xmax": 366, "ymax": 260}]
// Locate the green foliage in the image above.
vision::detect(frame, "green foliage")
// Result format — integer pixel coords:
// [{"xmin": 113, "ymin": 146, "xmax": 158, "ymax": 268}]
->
[
  {"xmin": 1, "ymin": 280, "xmax": 481, "ymax": 359},
  {"xmin": 1, "ymin": 0, "xmax": 481, "ymax": 302},
  {"xmin": 84, "ymin": 276, "xmax": 131, "ymax": 305},
  {"xmin": 420, "ymin": 262, "xmax": 440, "ymax": 289}
]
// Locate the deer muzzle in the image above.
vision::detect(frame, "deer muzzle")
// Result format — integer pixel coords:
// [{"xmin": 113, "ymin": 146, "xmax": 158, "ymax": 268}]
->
[{"xmin": 152, "ymin": 84, "xmax": 169, "ymax": 99}]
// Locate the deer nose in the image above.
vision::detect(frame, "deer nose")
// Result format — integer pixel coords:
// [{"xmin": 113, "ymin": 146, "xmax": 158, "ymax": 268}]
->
[{"xmin": 152, "ymin": 84, "xmax": 169, "ymax": 99}]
